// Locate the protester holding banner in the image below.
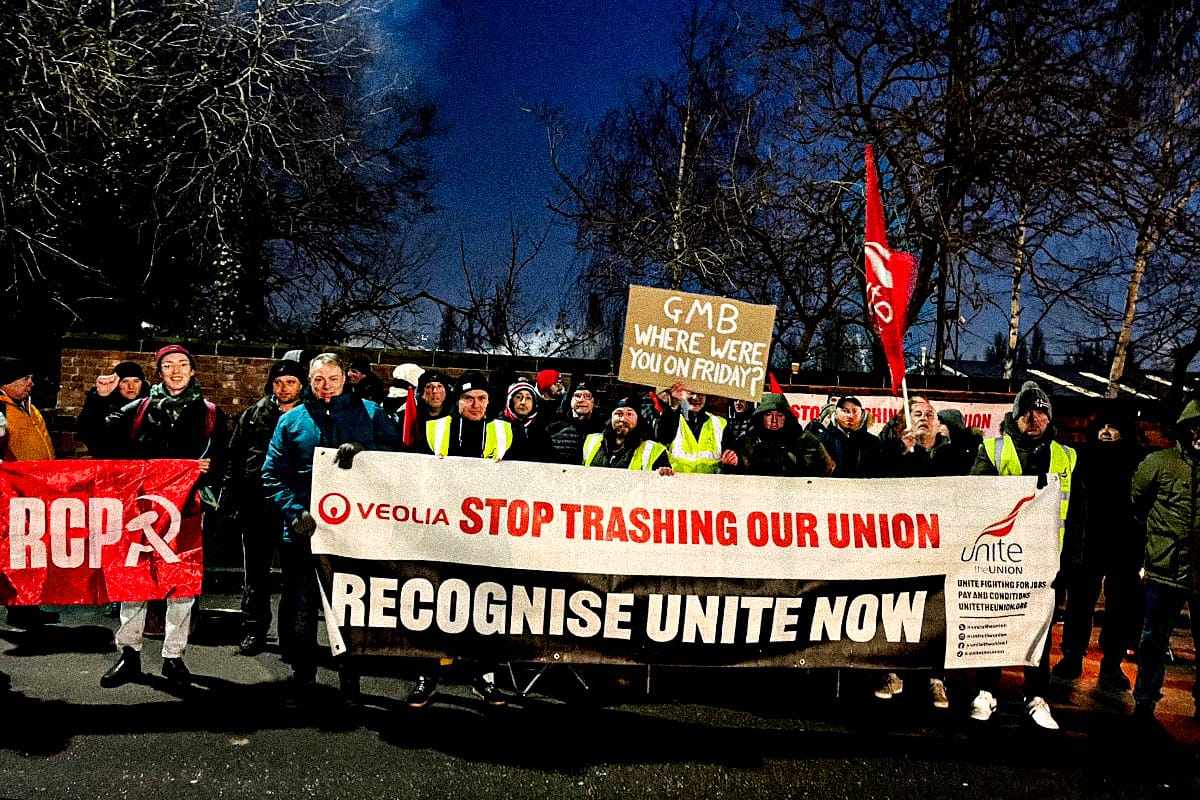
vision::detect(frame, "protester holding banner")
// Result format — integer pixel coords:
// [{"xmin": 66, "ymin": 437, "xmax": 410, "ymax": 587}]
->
[
  {"xmin": 583, "ymin": 396, "xmax": 674, "ymax": 473},
  {"xmin": 262, "ymin": 352, "xmax": 400, "ymax": 702},
  {"xmin": 409, "ymin": 370, "xmax": 514, "ymax": 708},
  {"xmin": 502, "ymin": 377, "xmax": 557, "ymax": 462},
  {"xmin": 221, "ymin": 358, "xmax": 307, "ymax": 657},
  {"xmin": 1131, "ymin": 400, "xmax": 1200, "ymax": 723},
  {"xmin": 719, "ymin": 393, "xmax": 832, "ymax": 478},
  {"xmin": 546, "ymin": 378, "xmax": 604, "ymax": 464},
  {"xmin": 968, "ymin": 381, "xmax": 1079, "ymax": 730},
  {"xmin": 816, "ymin": 396, "xmax": 880, "ymax": 478},
  {"xmin": 98, "ymin": 344, "xmax": 229, "ymax": 689},
  {"xmin": 655, "ymin": 382, "xmax": 727, "ymax": 474},
  {"xmin": 873, "ymin": 395, "xmax": 974, "ymax": 710}
]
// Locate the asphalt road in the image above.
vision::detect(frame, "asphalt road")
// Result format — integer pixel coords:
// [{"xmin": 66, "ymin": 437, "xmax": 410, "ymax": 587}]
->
[{"xmin": 0, "ymin": 595, "xmax": 1196, "ymax": 800}]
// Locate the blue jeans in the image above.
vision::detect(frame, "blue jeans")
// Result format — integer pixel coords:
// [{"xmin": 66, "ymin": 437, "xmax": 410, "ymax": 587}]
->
[{"xmin": 1133, "ymin": 581, "xmax": 1200, "ymax": 709}]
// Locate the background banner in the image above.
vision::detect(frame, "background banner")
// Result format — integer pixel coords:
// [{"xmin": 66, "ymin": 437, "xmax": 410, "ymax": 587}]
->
[
  {"xmin": 784, "ymin": 392, "xmax": 1010, "ymax": 438},
  {"xmin": 0, "ymin": 459, "xmax": 205, "ymax": 605},
  {"xmin": 311, "ymin": 450, "xmax": 1060, "ymax": 669}
]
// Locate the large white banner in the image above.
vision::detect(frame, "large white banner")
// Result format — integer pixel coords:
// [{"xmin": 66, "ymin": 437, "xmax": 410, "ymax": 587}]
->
[{"xmin": 310, "ymin": 449, "xmax": 1060, "ymax": 669}]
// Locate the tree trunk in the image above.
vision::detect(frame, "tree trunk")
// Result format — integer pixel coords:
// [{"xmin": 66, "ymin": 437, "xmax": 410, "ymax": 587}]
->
[{"xmin": 1003, "ymin": 217, "xmax": 1027, "ymax": 384}]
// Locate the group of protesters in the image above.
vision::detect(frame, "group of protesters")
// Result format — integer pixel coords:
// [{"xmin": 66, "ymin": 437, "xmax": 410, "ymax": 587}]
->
[{"xmin": 1, "ymin": 347, "xmax": 1198, "ymax": 733}]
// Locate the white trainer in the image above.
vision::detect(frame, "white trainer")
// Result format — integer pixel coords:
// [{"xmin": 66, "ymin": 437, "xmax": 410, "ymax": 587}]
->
[
  {"xmin": 1026, "ymin": 696, "xmax": 1059, "ymax": 730},
  {"xmin": 929, "ymin": 678, "xmax": 950, "ymax": 709},
  {"xmin": 874, "ymin": 672, "xmax": 904, "ymax": 699},
  {"xmin": 970, "ymin": 690, "xmax": 997, "ymax": 721}
]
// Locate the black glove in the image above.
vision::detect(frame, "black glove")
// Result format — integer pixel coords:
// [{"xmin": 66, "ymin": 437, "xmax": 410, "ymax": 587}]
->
[
  {"xmin": 335, "ymin": 442, "xmax": 365, "ymax": 469},
  {"xmin": 292, "ymin": 511, "xmax": 317, "ymax": 538}
]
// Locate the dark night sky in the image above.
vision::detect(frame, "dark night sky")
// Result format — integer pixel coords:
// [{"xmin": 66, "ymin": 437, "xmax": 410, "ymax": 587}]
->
[{"xmin": 378, "ymin": 0, "xmax": 698, "ymax": 334}]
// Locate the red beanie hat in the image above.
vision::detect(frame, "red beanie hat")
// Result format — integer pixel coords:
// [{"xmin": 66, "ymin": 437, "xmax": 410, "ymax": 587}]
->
[{"xmin": 536, "ymin": 369, "xmax": 560, "ymax": 393}]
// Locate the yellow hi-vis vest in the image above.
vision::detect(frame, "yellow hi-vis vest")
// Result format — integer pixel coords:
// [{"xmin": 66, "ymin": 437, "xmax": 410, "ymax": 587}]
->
[
  {"xmin": 426, "ymin": 416, "xmax": 512, "ymax": 461},
  {"xmin": 985, "ymin": 434, "xmax": 1076, "ymax": 549},
  {"xmin": 668, "ymin": 414, "xmax": 727, "ymax": 474},
  {"xmin": 582, "ymin": 433, "xmax": 667, "ymax": 470}
]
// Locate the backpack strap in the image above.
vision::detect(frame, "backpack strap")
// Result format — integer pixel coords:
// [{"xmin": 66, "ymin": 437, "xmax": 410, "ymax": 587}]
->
[
  {"xmin": 130, "ymin": 397, "xmax": 152, "ymax": 440},
  {"xmin": 204, "ymin": 399, "xmax": 217, "ymax": 439}
]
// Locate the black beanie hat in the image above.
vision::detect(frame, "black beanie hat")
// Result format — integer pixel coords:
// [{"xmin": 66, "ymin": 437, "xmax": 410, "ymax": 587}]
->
[
  {"xmin": 0, "ymin": 355, "xmax": 31, "ymax": 386},
  {"xmin": 113, "ymin": 361, "xmax": 147, "ymax": 382},
  {"xmin": 456, "ymin": 370, "xmax": 491, "ymax": 400}
]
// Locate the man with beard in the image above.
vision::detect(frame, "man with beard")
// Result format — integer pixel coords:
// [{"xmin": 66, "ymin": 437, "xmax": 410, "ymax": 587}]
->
[
  {"xmin": 1052, "ymin": 405, "xmax": 1144, "ymax": 691},
  {"xmin": 1131, "ymin": 401, "xmax": 1200, "ymax": 722},
  {"xmin": 221, "ymin": 358, "xmax": 307, "ymax": 656},
  {"xmin": 100, "ymin": 345, "xmax": 229, "ymax": 689},
  {"xmin": 969, "ymin": 381, "xmax": 1079, "ymax": 730},
  {"xmin": 583, "ymin": 397, "xmax": 674, "ymax": 473},
  {"xmin": 719, "ymin": 393, "xmax": 832, "ymax": 477}
]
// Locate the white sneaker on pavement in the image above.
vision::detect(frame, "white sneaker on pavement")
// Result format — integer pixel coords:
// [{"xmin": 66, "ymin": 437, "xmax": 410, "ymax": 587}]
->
[
  {"xmin": 874, "ymin": 672, "xmax": 904, "ymax": 699},
  {"xmin": 929, "ymin": 678, "xmax": 950, "ymax": 709},
  {"xmin": 970, "ymin": 690, "xmax": 997, "ymax": 721},
  {"xmin": 1026, "ymin": 696, "xmax": 1059, "ymax": 730}
]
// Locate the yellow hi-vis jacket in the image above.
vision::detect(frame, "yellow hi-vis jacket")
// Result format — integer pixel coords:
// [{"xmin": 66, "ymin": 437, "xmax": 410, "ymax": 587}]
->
[
  {"xmin": 582, "ymin": 433, "xmax": 667, "ymax": 470},
  {"xmin": 668, "ymin": 414, "xmax": 727, "ymax": 474},
  {"xmin": 985, "ymin": 434, "xmax": 1076, "ymax": 549},
  {"xmin": 426, "ymin": 416, "xmax": 512, "ymax": 461}
]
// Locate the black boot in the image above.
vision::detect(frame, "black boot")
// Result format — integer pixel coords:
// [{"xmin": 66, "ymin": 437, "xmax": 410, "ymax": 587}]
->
[
  {"xmin": 161, "ymin": 657, "xmax": 191, "ymax": 687},
  {"xmin": 406, "ymin": 675, "xmax": 438, "ymax": 708},
  {"xmin": 100, "ymin": 647, "xmax": 142, "ymax": 688}
]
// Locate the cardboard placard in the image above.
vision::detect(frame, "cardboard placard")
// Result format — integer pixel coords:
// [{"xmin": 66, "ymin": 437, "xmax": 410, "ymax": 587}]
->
[{"xmin": 619, "ymin": 286, "xmax": 776, "ymax": 401}]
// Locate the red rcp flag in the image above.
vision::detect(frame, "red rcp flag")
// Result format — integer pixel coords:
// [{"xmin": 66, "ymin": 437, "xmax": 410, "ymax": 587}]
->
[{"xmin": 864, "ymin": 145, "xmax": 916, "ymax": 393}]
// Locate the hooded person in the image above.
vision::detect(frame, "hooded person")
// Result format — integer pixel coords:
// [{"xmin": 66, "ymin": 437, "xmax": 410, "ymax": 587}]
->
[
  {"xmin": 1130, "ymin": 400, "xmax": 1200, "ymax": 721},
  {"xmin": 969, "ymin": 379, "xmax": 1079, "ymax": 730},
  {"xmin": 99, "ymin": 344, "xmax": 230, "ymax": 690},
  {"xmin": 546, "ymin": 378, "xmax": 605, "ymax": 464},
  {"xmin": 219, "ymin": 357, "xmax": 308, "ymax": 656},
  {"xmin": 502, "ymin": 377, "xmax": 556, "ymax": 462},
  {"xmin": 721, "ymin": 393, "xmax": 833, "ymax": 477},
  {"xmin": 582, "ymin": 396, "xmax": 673, "ymax": 472},
  {"xmin": 1053, "ymin": 402, "xmax": 1145, "ymax": 689}
]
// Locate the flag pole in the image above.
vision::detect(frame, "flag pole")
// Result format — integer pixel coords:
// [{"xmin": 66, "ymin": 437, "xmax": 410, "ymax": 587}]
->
[{"xmin": 901, "ymin": 376, "xmax": 911, "ymax": 434}]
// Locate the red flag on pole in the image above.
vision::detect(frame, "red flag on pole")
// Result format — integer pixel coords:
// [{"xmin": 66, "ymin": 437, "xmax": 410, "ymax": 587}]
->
[
  {"xmin": 768, "ymin": 372, "xmax": 784, "ymax": 395},
  {"xmin": 864, "ymin": 145, "xmax": 917, "ymax": 393}
]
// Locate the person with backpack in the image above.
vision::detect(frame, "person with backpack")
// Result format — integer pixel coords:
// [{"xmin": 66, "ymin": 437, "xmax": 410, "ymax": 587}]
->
[{"xmin": 98, "ymin": 344, "xmax": 229, "ymax": 690}]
